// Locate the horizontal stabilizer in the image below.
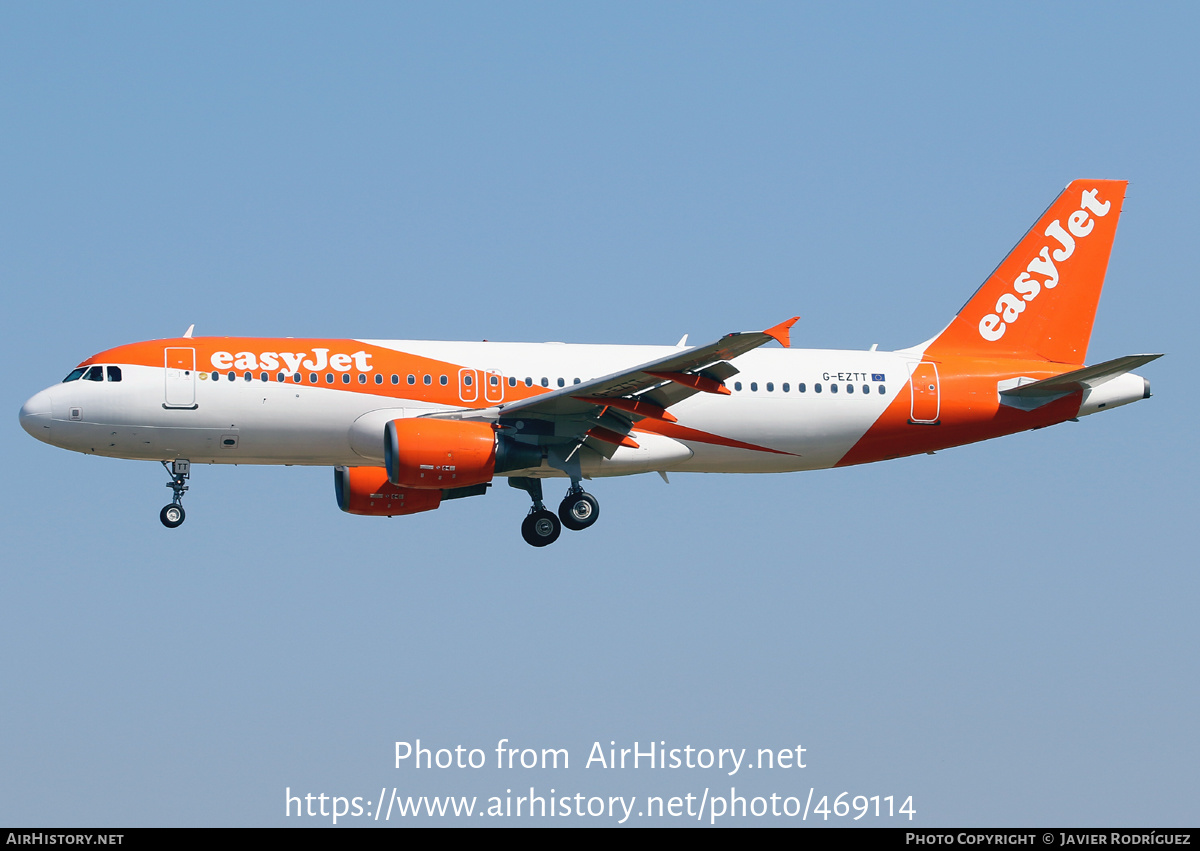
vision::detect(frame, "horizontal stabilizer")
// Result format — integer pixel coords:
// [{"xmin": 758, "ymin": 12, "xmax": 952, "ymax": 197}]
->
[
  {"xmin": 1001, "ymin": 354, "xmax": 1162, "ymax": 398},
  {"xmin": 998, "ymin": 353, "xmax": 1161, "ymax": 413}
]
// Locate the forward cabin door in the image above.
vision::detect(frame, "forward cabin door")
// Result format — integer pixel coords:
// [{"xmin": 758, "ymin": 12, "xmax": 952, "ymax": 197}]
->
[
  {"xmin": 908, "ymin": 362, "xmax": 940, "ymax": 424},
  {"xmin": 164, "ymin": 347, "xmax": 197, "ymax": 408}
]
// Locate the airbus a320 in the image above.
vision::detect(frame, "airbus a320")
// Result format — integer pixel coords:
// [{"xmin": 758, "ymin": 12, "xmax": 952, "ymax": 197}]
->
[{"xmin": 20, "ymin": 180, "xmax": 1159, "ymax": 546}]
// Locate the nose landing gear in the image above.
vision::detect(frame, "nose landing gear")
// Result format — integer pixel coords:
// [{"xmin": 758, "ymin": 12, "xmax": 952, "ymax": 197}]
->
[{"xmin": 160, "ymin": 459, "xmax": 190, "ymax": 528}]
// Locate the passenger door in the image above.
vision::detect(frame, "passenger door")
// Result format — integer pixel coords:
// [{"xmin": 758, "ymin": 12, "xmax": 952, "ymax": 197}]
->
[{"xmin": 164, "ymin": 347, "xmax": 197, "ymax": 409}]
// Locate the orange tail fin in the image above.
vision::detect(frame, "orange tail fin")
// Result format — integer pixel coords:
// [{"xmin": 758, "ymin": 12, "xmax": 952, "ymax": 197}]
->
[{"xmin": 923, "ymin": 179, "xmax": 1127, "ymax": 365}]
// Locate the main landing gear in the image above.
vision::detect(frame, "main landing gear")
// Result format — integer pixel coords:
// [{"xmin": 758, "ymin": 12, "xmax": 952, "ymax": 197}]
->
[
  {"xmin": 160, "ymin": 459, "xmax": 190, "ymax": 529},
  {"xmin": 512, "ymin": 478, "xmax": 601, "ymax": 547},
  {"xmin": 559, "ymin": 485, "xmax": 599, "ymax": 531}
]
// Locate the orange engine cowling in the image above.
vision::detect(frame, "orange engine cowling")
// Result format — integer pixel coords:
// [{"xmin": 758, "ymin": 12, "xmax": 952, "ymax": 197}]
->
[
  {"xmin": 384, "ymin": 418, "xmax": 498, "ymax": 489},
  {"xmin": 334, "ymin": 466, "xmax": 442, "ymax": 516}
]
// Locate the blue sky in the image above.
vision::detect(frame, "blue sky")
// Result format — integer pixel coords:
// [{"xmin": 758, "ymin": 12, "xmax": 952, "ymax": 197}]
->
[{"xmin": 2, "ymin": 2, "xmax": 1197, "ymax": 826}]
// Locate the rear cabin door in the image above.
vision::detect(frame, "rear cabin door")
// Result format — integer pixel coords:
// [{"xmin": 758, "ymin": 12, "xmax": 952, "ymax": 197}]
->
[{"xmin": 908, "ymin": 362, "xmax": 940, "ymax": 424}]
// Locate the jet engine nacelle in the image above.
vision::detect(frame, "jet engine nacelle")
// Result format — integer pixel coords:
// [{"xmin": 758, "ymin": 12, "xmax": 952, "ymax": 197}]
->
[
  {"xmin": 383, "ymin": 417, "xmax": 545, "ymax": 489},
  {"xmin": 385, "ymin": 418, "xmax": 499, "ymax": 489},
  {"xmin": 333, "ymin": 465, "xmax": 442, "ymax": 516}
]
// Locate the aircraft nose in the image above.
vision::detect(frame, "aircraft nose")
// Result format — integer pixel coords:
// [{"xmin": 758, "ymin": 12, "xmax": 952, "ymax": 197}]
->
[{"xmin": 19, "ymin": 389, "xmax": 53, "ymax": 442}]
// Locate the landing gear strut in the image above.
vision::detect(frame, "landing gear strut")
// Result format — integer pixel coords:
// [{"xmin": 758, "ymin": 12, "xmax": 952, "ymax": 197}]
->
[
  {"xmin": 512, "ymin": 478, "xmax": 560, "ymax": 547},
  {"xmin": 160, "ymin": 459, "xmax": 190, "ymax": 529}
]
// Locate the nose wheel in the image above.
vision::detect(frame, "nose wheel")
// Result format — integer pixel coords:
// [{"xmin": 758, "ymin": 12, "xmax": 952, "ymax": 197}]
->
[
  {"xmin": 160, "ymin": 459, "xmax": 190, "ymax": 529},
  {"xmin": 160, "ymin": 503, "xmax": 186, "ymax": 528}
]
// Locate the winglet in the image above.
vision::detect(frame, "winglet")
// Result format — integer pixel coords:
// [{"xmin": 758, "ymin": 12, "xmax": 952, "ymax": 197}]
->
[{"xmin": 764, "ymin": 317, "xmax": 799, "ymax": 348}]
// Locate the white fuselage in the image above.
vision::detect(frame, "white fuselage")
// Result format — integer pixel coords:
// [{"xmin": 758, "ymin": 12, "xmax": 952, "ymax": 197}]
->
[{"xmin": 21, "ymin": 340, "xmax": 913, "ymax": 476}]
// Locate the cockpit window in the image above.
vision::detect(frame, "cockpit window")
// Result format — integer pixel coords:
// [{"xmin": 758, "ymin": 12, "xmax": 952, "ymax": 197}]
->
[
  {"xmin": 62, "ymin": 368, "xmax": 87, "ymax": 383},
  {"xmin": 106, "ymin": 366, "xmax": 122, "ymax": 382},
  {"xmin": 83, "ymin": 366, "xmax": 104, "ymax": 382}
]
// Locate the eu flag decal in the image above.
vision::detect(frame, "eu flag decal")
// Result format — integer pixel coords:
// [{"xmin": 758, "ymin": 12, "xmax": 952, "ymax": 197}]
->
[{"xmin": 871, "ymin": 373, "xmax": 886, "ymax": 382}]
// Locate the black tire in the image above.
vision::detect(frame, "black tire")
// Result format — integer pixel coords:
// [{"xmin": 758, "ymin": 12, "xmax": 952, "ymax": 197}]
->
[
  {"xmin": 558, "ymin": 491, "xmax": 599, "ymax": 531},
  {"xmin": 521, "ymin": 509, "xmax": 561, "ymax": 547},
  {"xmin": 160, "ymin": 504, "xmax": 186, "ymax": 529}
]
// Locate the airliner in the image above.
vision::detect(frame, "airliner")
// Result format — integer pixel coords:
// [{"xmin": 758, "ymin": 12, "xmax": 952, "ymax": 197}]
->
[{"xmin": 19, "ymin": 180, "xmax": 1159, "ymax": 546}]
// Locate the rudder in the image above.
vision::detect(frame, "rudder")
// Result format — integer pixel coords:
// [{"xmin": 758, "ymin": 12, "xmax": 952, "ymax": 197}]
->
[{"xmin": 924, "ymin": 179, "xmax": 1127, "ymax": 365}]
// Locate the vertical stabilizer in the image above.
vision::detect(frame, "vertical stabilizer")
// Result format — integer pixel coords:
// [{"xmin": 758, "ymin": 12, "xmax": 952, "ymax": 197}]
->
[{"xmin": 923, "ymin": 179, "xmax": 1127, "ymax": 364}]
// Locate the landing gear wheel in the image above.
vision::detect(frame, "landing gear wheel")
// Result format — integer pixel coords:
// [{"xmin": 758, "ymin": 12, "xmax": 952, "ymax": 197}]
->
[
  {"xmin": 521, "ymin": 509, "xmax": 561, "ymax": 547},
  {"xmin": 160, "ymin": 504, "xmax": 186, "ymax": 529},
  {"xmin": 559, "ymin": 491, "xmax": 599, "ymax": 531}
]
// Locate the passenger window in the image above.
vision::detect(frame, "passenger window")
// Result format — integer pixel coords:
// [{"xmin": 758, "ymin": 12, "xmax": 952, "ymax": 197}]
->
[
  {"xmin": 371, "ymin": 373, "xmax": 382, "ymax": 384},
  {"xmin": 863, "ymin": 384, "xmax": 870, "ymax": 394},
  {"xmin": 734, "ymin": 381, "xmax": 743, "ymax": 391},
  {"xmin": 423, "ymin": 375, "xmax": 432, "ymax": 386},
  {"xmin": 391, "ymin": 374, "xmax": 399, "ymax": 385},
  {"xmin": 211, "ymin": 371, "xmax": 219, "ymax": 381},
  {"xmin": 540, "ymin": 377, "xmax": 548, "ymax": 387},
  {"xmin": 358, "ymin": 374, "xmax": 367, "ymax": 384},
  {"xmin": 407, "ymin": 374, "xmax": 415, "ymax": 385},
  {"xmin": 846, "ymin": 383, "xmax": 854, "ymax": 394},
  {"xmin": 228, "ymin": 371, "xmax": 236, "ymax": 381},
  {"xmin": 62, "ymin": 368, "xmax": 87, "ymax": 383},
  {"xmin": 750, "ymin": 382, "xmax": 758, "ymax": 391},
  {"xmin": 342, "ymin": 374, "xmax": 351, "ymax": 384},
  {"xmin": 509, "ymin": 377, "xmax": 517, "ymax": 387},
  {"xmin": 440, "ymin": 375, "xmax": 448, "ymax": 386},
  {"xmin": 573, "ymin": 378, "xmax": 581, "ymax": 385},
  {"xmin": 815, "ymin": 383, "xmax": 822, "ymax": 393},
  {"xmin": 243, "ymin": 371, "xmax": 252, "ymax": 381},
  {"xmin": 464, "ymin": 374, "xmax": 473, "ymax": 386},
  {"xmin": 782, "ymin": 383, "xmax": 790, "ymax": 392},
  {"xmin": 260, "ymin": 372, "xmax": 269, "ymax": 382},
  {"xmin": 327, "ymin": 374, "xmax": 335, "ymax": 384},
  {"xmin": 878, "ymin": 385, "xmax": 886, "ymax": 395},
  {"xmin": 84, "ymin": 366, "xmax": 104, "ymax": 382},
  {"xmin": 524, "ymin": 377, "xmax": 533, "ymax": 387},
  {"xmin": 799, "ymin": 383, "xmax": 806, "ymax": 393},
  {"xmin": 294, "ymin": 373, "xmax": 302, "ymax": 383},
  {"xmin": 766, "ymin": 382, "xmax": 774, "ymax": 392},
  {"xmin": 311, "ymin": 373, "xmax": 319, "ymax": 384},
  {"xmin": 831, "ymin": 383, "xmax": 838, "ymax": 394},
  {"xmin": 106, "ymin": 366, "xmax": 122, "ymax": 382}
]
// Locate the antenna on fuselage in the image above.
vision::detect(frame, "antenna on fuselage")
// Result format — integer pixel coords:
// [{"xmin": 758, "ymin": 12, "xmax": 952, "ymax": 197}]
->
[{"xmin": 183, "ymin": 324, "xmax": 195, "ymax": 338}]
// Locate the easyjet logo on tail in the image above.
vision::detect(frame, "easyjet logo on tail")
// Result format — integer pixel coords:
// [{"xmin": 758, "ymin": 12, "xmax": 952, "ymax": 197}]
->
[
  {"xmin": 978, "ymin": 188, "xmax": 1111, "ymax": 342},
  {"xmin": 210, "ymin": 348, "xmax": 374, "ymax": 373}
]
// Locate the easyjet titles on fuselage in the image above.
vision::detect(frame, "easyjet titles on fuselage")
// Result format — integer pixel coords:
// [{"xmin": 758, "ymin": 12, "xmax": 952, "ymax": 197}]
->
[{"xmin": 210, "ymin": 348, "xmax": 374, "ymax": 374}]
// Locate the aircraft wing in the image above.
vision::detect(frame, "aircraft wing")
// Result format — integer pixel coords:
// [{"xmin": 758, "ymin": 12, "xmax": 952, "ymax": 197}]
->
[{"xmin": 428, "ymin": 317, "xmax": 797, "ymax": 445}]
